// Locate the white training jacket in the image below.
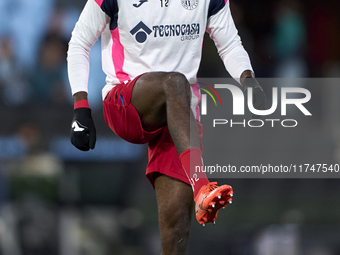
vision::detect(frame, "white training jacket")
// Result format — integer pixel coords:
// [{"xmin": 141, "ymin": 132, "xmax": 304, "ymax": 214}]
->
[{"xmin": 67, "ymin": 0, "xmax": 253, "ymax": 120}]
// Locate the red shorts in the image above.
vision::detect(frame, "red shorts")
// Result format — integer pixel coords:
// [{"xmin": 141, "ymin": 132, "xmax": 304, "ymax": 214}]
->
[{"xmin": 103, "ymin": 76, "xmax": 203, "ymax": 187}]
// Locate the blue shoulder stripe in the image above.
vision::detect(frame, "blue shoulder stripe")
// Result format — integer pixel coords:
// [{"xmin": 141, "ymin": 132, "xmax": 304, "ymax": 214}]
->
[
  {"xmin": 100, "ymin": 0, "xmax": 118, "ymax": 18},
  {"xmin": 208, "ymin": 0, "xmax": 226, "ymax": 18},
  {"xmin": 100, "ymin": 0, "xmax": 118, "ymax": 30}
]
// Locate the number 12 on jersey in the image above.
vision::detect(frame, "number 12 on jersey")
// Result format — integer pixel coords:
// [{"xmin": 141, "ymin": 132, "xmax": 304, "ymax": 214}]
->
[{"xmin": 160, "ymin": 0, "xmax": 169, "ymax": 7}]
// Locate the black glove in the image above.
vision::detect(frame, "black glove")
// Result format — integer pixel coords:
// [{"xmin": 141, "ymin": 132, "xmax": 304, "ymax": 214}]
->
[
  {"xmin": 243, "ymin": 77, "xmax": 266, "ymax": 119},
  {"xmin": 70, "ymin": 108, "xmax": 96, "ymax": 151}
]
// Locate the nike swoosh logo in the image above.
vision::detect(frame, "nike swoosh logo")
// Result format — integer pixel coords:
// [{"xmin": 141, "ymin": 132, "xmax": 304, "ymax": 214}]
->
[
  {"xmin": 133, "ymin": 0, "xmax": 148, "ymax": 7},
  {"xmin": 72, "ymin": 121, "xmax": 85, "ymax": 132}
]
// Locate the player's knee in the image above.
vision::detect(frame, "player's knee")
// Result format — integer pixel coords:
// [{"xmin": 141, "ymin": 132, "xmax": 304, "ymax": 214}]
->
[
  {"xmin": 173, "ymin": 223, "xmax": 190, "ymax": 241},
  {"xmin": 161, "ymin": 72, "xmax": 191, "ymax": 100},
  {"xmin": 166, "ymin": 71, "xmax": 188, "ymax": 84},
  {"xmin": 163, "ymin": 212, "xmax": 191, "ymax": 241},
  {"xmin": 163, "ymin": 221, "xmax": 191, "ymax": 248}
]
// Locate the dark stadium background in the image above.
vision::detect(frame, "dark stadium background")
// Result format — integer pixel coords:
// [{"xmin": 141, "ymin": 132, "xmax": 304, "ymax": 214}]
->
[{"xmin": 0, "ymin": 0, "xmax": 340, "ymax": 254}]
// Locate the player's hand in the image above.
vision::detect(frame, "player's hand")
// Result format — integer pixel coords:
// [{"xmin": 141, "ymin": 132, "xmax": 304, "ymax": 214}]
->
[
  {"xmin": 243, "ymin": 77, "xmax": 266, "ymax": 119},
  {"xmin": 70, "ymin": 107, "xmax": 96, "ymax": 151}
]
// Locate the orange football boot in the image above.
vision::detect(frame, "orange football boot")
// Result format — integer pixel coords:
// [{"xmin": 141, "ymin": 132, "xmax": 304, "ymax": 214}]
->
[{"xmin": 194, "ymin": 182, "xmax": 233, "ymax": 226}]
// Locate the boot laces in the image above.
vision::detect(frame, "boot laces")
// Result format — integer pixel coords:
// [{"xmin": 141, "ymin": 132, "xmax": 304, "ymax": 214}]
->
[{"xmin": 203, "ymin": 182, "xmax": 218, "ymax": 193}]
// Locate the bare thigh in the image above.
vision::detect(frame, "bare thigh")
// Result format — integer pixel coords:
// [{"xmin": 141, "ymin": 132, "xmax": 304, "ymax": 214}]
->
[
  {"xmin": 154, "ymin": 174, "xmax": 194, "ymax": 255},
  {"xmin": 131, "ymin": 71, "xmax": 191, "ymax": 132},
  {"xmin": 130, "ymin": 72, "xmax": 169, "ymax": 131}
]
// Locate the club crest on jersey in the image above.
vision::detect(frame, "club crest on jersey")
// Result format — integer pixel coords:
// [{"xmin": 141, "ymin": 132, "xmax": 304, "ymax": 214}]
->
[{"xmin": 181, "ymin": 0, "xmax": 199, "ymax": 10}]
